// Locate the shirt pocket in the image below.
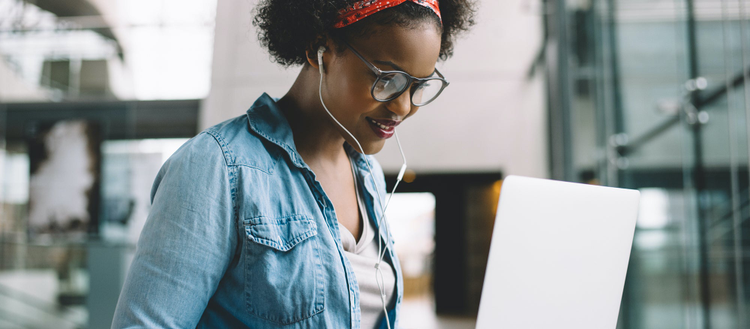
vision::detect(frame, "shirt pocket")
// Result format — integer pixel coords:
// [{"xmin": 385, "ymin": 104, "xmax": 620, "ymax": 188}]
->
[{"xmin": 243, "ymin": 214, "xmax": 325, "ymax": 325}]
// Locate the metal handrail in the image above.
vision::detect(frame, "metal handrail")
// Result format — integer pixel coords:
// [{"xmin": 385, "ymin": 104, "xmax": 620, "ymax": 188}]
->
[{"xmin": 618, "ymin": 67, "xmax": 750, "ymax": 156}]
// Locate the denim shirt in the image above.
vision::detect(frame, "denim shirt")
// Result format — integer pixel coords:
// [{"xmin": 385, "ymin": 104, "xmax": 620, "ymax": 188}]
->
[{"xmin": 112, "ymin": 93, "xmax": 403, "ymax": 329}]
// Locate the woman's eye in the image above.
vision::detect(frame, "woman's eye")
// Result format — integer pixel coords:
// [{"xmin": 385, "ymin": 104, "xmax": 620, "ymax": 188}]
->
[{"xmin": 414, "ymin": 81, "xmax": 430, "ymax": 91}]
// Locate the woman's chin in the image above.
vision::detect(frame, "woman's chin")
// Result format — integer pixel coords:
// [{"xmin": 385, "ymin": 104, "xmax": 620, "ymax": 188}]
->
[{"xmin": 346, "ymin": 139, "xmax": 386, "ymax": 155}]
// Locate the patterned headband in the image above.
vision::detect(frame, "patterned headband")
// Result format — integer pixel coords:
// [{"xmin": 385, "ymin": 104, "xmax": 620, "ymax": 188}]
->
[{"xmin": 334, "ymin": 0, "xmax": 442, "ymax": 29}]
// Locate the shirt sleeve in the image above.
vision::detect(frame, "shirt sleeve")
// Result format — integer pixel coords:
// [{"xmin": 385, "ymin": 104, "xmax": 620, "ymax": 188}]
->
[{"xmin": 111, "ymin": 132, "xmax": 237, "ymax": 329}]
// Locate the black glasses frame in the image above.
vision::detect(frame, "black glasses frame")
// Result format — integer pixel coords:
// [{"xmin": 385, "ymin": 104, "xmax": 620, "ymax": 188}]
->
[{"xmin": 343, "ymin": 41, "xmax": 450, "ymax": 107}]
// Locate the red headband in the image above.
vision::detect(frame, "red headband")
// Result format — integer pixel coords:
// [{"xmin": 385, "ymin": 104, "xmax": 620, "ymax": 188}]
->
[{"xmin": 334, "ymin": 0, "xmax": 442, "ymax": 29}]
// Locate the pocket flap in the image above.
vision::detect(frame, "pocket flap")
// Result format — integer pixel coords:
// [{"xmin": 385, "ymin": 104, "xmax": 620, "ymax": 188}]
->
[{"xmin": 244, "ymin": 214, "xmax": 318, "ymax": 251}]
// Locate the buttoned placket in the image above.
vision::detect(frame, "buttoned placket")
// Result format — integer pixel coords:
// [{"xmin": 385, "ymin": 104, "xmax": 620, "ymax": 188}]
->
[
  {"xmin": 345, "ymin": 153, "xmax": 401, "ymax": 329},
  {"xmin": 302, "ymin": 169, "xmax": 362, "ymax": 329}
]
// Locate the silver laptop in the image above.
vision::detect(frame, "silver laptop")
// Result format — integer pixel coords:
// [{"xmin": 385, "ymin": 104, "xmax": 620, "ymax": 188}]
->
[{"xmin": 476, "ymin": 175, "xmax": 640, "ymax": 329}]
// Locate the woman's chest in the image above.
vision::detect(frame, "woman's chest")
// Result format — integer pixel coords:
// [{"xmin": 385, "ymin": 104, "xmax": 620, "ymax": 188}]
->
[
  {"xmin": 231, "ymin": 166, "xmax": 353, "ymax": 325},
  {"xmin": 315, "ymin": 165, "xmax": 362, "ymax": 242}
]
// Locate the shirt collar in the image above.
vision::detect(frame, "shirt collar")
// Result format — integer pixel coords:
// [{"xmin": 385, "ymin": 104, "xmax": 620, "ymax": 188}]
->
[
  {"xmin": 343, "ymin": 142, "xmax": 370, "ymax": 170},
  {"xmin": 245, "ymin": 93, "xmax": 370, "ymax": 171},
  {"xmin": 245, "ymin": 93, "xmax": 307, "ymax": 169}
]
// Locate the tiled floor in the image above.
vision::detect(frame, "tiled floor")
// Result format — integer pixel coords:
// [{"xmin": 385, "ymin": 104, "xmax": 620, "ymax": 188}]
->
[
  {"xmin": 0, "ymin": 270, "xmax": 86, "ymax": 329},
  {"xmin": 0, "ymin": 270, "xmax": 476, "ymax": 328}
]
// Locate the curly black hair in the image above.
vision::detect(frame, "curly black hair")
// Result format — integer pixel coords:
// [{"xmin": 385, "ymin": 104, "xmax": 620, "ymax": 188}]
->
[{"xmin": 253, "ymin": 0, "xmax": 476, "ymax": 67}]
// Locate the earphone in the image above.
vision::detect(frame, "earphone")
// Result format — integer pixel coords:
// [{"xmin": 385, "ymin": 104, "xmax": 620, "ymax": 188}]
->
[
  {"xmin": 317, "ymin": 45, "xmax": 408, "ymax": 329},
  {"xmin": 317, "ymin": 46, "xmax": 325, "ymax": 70}
]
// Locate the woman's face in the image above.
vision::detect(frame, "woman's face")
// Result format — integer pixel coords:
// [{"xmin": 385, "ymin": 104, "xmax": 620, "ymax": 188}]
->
[{"xmin": 319, "ymin": 22, "xmax": 442, "ymax": 154}]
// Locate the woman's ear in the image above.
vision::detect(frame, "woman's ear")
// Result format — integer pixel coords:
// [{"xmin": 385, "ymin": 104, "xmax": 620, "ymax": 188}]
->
[
  {"xmin": 305, "ymin": 48, "xmax": 320, "ymax": 70},
  {"xmin": 307, "ymin": 37, "xmax": 335, "ymax": 71},
  {"xmin": 306, "ymin": 36, "xmax": 330, "ymax": 69}
]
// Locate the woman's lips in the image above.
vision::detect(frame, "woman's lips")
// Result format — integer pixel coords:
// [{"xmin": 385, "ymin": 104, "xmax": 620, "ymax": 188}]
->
[{"xmin": 366, "ymin": 117, "xmax": 401, "ymax": 139}]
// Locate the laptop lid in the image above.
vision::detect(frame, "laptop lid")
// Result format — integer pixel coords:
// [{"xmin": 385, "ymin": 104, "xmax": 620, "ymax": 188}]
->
[{"xmin": 476, "ymin": 175, "xmax": 639, "ymax": 329}]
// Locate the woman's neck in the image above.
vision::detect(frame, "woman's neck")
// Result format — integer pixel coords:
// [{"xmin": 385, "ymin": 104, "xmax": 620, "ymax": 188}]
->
[{"xmin": 277, "ymin": 65, "xmax": 348, "ymax": 170}]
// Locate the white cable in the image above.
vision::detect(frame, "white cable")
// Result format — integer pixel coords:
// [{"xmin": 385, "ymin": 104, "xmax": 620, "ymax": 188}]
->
[
  {"xmin": 378, "ymin": 135, "xmax": 407, "ymax": 262},
  {"xmin": 318, "ymin": 50, "xmax": 407, "ymax": 329}
]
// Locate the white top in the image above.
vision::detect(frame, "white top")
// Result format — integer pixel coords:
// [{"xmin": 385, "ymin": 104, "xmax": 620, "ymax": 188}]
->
[{"xmin": 339, "ymin": 158, "xmax": 396, "ymax": 329}]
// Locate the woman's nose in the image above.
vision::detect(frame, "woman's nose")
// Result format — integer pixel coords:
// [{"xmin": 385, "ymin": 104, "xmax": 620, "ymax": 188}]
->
[{"xmin": 386, "ymin": 90, "xmax": 413, "ymax": 118}]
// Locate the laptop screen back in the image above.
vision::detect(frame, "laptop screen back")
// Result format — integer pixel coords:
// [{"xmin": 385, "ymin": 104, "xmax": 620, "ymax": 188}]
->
[{"xmin": 476, "ymin": 176, "xmax": 639, "ymax": 329}]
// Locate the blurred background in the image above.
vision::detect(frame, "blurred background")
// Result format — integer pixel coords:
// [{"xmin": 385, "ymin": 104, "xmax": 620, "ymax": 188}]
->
[{"xmin": 0, "ymin": 0, "xmax": 749, "ymax": 328}]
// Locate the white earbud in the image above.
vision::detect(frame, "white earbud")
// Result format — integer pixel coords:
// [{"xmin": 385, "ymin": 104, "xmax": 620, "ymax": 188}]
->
[{"xmin": 317, "ymin": 46, "xmax": 325, "ymax": 73}]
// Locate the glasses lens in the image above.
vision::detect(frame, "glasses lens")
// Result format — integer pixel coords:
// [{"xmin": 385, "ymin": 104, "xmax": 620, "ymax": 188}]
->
[
  {"xmin": 411, "ymin": 78, "xmax": 446, "ymax": 106},
  {"xmin": 373, "ymin": 72, "xmax": 410, "ymax": 101}
]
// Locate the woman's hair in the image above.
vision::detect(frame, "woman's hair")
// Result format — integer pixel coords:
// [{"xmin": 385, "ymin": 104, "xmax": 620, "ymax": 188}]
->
[{"xmin": 253, "ymin": 0, "xmax": 476, "ymax": 67}]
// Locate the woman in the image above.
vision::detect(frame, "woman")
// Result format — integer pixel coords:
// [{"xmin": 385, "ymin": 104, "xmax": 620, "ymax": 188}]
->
[{"xmin": 112, "ymin": 0, "xmax": 474, "ymax": 328}]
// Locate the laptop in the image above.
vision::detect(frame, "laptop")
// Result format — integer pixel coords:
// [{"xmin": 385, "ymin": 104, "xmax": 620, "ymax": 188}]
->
[{"xmin": 476, "ymin": 175, "xmax": 640, "ymax": 329}]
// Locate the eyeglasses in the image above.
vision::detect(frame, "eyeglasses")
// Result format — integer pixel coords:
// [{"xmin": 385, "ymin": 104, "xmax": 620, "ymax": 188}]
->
[{"xmin": 343, "ymin": 41, "xmax": 449, "ymax": 107}]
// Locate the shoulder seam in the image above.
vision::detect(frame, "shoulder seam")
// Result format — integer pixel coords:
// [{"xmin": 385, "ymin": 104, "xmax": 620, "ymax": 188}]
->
[
  {"xmin": 204, "ymin": 130, "xmax": 233, "ymax": 168},
  {"xmin": 204, "ymin": 127, "xmax": 276, "ymax": 174}
]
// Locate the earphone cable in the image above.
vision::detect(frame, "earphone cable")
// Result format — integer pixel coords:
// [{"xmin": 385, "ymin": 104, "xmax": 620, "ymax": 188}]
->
[{"xmin": 317, "ymin": 56, "xmax": 407, "ymax": 329}]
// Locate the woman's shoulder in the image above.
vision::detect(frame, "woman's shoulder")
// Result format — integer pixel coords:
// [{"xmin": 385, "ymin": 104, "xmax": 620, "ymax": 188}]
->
[{"xmin": 188, "ymin": 114, "xmax": 277, "ymax": 169}]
